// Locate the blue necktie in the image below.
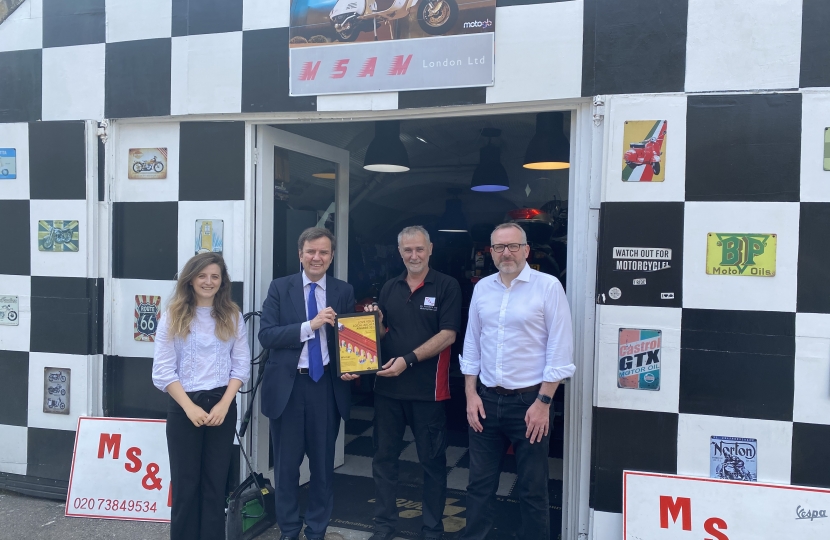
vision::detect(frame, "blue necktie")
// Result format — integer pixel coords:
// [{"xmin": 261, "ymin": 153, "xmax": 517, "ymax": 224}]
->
[{"xmin": 307, "ymin": 283, "xmax": 324, "ymax": 382}]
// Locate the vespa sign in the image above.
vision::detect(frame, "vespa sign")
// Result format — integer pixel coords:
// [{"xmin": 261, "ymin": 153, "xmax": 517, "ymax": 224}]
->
[
  {"xmin": 289, "ymin": 0, "xmax": 495, "ymax": 96},
  {"xmin": 624, "ymin": 471, "xmax": 830, "ymax": 539}
]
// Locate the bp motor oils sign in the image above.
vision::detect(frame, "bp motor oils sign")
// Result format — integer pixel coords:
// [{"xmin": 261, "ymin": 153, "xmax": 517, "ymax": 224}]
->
[{"xmin": 706, "ymin": 233, "xmax": 776, "ymax": 277}]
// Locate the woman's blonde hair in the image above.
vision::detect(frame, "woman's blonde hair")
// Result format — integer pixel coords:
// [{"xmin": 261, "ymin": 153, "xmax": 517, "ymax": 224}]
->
[{"xmin": 167, "ymin": 253, "xmax": 239, "ymax": 341}]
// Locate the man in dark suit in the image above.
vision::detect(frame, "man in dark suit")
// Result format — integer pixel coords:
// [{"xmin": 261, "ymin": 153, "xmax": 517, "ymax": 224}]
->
[{"xmin": 259, "ymin": 227, "xmax": 357, "ymax": 540}]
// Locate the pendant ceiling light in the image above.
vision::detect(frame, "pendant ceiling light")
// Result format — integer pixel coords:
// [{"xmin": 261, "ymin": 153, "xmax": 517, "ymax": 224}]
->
[
  {"xmin": 438, "ymin": 188, "xmax": 468, "ymax": 233},
  {"xmin": 363, "ymin": 120, "xmax": 410, "ymax": 173},
  {"xmin": 523, "ymin": 112, "xmax": 570, "ymax": 170},
  {"xmin": 470, "ymin": 128, "xmax": 509, "ymax": 192}
]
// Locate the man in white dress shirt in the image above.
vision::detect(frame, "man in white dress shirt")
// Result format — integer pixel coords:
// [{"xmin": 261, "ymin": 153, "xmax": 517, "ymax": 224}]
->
[{"xmin": 460, "ymin": 222, "xmax": 575, "ymax": 540}]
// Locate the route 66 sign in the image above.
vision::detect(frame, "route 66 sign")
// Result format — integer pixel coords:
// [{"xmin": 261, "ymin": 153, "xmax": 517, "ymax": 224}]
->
[
  {"xmin": 134, "ymin": 295, "xmax": 161, "ymax": 342},
  {"xmin": 0, "ymin": 295, "xmax": 19, "ymax": 326}
]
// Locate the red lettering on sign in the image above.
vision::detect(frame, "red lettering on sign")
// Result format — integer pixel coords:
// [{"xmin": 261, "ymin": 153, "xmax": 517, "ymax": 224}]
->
[
  {"xmin": 659, "ymin": 496, "xmax": 691, "ymax": 531},
  {"xmin": 124, "ymin": 446, "xmax": 142, "ymax": 473},
  {"xmin": 97, "ymin": 433, "xmax": 121, "ymax": 459},
  {"xmin": 299, "ymin": 61, "xmax": 321, "ymax": 81},
  {"xmin": 388, "ymin": 55, "xmax": 413, "ymax": 76},
  {"xmin": 168, "ymin": 482, "xmax": 173, "ymax": 507},
  {"xmin": 331, "ymin": 59, "xmax": 349, "ymax": 79},
  {"xmin": 704, "ymin": 517, "xmax": 729, "ymax": 540},
  {"xmin": 358, "ymin": 57, "xmax": 377, "ymax": 77}
]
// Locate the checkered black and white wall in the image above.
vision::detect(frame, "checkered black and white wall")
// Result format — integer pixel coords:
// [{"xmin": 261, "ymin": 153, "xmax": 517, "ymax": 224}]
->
[{"xmin": 1, "ymin": 0, "xmax": 830, "ymax": 536}]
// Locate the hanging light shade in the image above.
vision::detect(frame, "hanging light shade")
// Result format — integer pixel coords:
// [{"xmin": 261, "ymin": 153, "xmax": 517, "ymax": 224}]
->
[
  {"xmin": 523, "ymin": 112, "xmax": 570, "ymax": 170},
  {"xmin": 312, "ymin": 169, "xmax": 336, "ymax": 179},
  {"xmin": 363, "ymin": 120, "xmax": 410, "ymax": 173},
  {"xmin": 471, "ymin": 128, "xmax": 509, "ymax": 192},
  {"xmin": 438, "ymin": 191, "xmax": 468, "ymax": 233}
]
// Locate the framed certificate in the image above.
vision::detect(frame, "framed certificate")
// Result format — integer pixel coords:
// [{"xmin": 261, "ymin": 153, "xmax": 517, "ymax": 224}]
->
[{"xmin": 334, "ymin": 312, "xmax": 382, "ymax": 377}]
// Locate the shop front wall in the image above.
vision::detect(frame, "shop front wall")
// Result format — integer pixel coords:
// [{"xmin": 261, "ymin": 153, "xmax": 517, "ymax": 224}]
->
[{"xmin": 1, "ymin": 0, "xmax": 830, "ymax": 537}]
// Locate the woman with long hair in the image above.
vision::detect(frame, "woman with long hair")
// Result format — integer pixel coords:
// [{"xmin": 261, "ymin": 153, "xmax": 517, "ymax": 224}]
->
[{"xmin": 152, "ymin": 252, "xmax": 250, "ymax": 540}]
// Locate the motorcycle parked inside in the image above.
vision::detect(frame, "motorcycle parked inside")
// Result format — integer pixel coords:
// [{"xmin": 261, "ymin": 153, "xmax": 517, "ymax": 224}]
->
[{"xmin": 330, "ymin": 0, "xmax": 459, "ymax": 42}]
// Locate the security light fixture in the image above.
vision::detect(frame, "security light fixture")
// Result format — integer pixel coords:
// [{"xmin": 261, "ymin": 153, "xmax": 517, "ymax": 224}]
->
[
  {"xmin": 523, "ymin": 112, "xmax": 570, "ymax": 170},
  {"xmin": 471, "ymin": 128, "xmax": 509, "ymax": 192},
  {"xmin": 363, "ymin": 120, "xmax": 410, "ymax": 173}
]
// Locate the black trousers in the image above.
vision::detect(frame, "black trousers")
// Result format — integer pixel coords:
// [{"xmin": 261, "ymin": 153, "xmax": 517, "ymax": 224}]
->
[
  {"xmin": 166, "ymin": 388, "xmax": 237, "ymax": 540},
  {"xmin": 461, "ymin": 388, "xmax": 551, "ymax": 540},
  {"xmin": 372, "ymin": 393, "xmax": 448, "ymax": 538},
  {"xmin": 269, "ymin": 372, "xmax": 340, "ymax": 540}
]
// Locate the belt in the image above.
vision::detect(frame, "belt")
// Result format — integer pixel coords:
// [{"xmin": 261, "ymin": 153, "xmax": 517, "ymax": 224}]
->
[
  {"xmin": 298, "ymin": 364, "xmax": 329, "ymax": 375},
  {"xmin": 480, "ymin": 383, "xmax": 542, "ymax": 396}
]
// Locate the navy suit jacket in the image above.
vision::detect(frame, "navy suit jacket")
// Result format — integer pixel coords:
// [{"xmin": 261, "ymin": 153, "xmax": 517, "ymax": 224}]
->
[{"xmin": 258, "ymin": 272, "xmax": 356, "ymax": 421}]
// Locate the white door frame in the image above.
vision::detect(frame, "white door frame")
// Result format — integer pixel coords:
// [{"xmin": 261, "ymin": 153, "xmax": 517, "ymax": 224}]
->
[
  {"xmin": 247, "ymin": 125, "xmax": 351, "ymax": 483},
  {"xmin": 235, "ymin": 98, "xmax": 598, "ymax": 539}
]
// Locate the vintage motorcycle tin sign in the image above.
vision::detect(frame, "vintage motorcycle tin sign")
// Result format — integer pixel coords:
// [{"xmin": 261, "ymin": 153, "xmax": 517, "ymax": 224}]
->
[
  {"xmin": 128, "ymin": 148, "xmax": 167, "ymax": 180},
  {"xmin": 824, "ymin": 127, "xmax": 830, "ymax": 171},
  {"xmin": 134, "ymin": 295, "xmax": 161, "ymax": 342},
  {"xmin": 0, "ymin": 148, "xmax": 16, "ymax": 179},
  {"xmin": 618, "ymin": 328, "xmax": 661, "ymax": 391},
  {"xmin": 706, "ymin": 233, "xmax": 776, "ymax": 277},
  {"xmin": 43, "ymin": 367, "xmax": 70, "ymax": 414},
  {"xmin": 195, "ymin": 219, "xmax": 224, "ymax": 255},
  {"xmin": 710, "ymin": 436, "xmax": 757, "ymax": 482},
  {"xmin": 38, "ymin": 220, "xmax": 79, "ymax": 252},
  {"xmin": 0, "ymin": 295, "xmax": 19, "ymax": 326},
  {"xmin": 622, "ymin": 120, "xmax": 667, "ymax": 182}
]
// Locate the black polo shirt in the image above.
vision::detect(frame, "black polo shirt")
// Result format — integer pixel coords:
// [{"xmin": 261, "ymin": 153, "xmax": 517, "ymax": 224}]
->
[{"xmin": 374, "ymin": 268, "xmax": 462, "ymax": 401}]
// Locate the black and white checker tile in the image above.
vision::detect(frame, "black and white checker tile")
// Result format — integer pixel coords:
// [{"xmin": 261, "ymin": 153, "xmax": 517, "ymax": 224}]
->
[{"xmin": 0, "ymin": 2, "xmax": 830, "ymax": 540}]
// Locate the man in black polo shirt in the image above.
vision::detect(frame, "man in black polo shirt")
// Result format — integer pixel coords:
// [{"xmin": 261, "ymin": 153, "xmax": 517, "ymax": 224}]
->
[{"xmin": 365, "ymin": 225, "xmax": 462, "ymax": 540}]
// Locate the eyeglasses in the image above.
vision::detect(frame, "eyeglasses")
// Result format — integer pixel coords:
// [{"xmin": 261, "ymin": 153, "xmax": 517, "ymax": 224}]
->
[{"xmin": 491, "ymin": 243, "xmax": 526, "ymax": 253}]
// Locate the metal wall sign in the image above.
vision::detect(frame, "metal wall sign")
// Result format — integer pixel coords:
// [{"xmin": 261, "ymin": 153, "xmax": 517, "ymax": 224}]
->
[
  {"xmin": 706, "ymin": 233, "xmax": 777, "ymax": 277},
  {"xmin": 710, "ymin": 436, "xmax": 757, "ymax": 482},
  {"xmin": 622, "ymin": 121, "xmax": 667, "ymax": 182},
  {"xmin": 38, "ymin": 220, "xmax": 80, "ymax": 252},
  {"xmin": 128, "ymin": 148, "xmax": 167, "ymax": 180},
  {"xmin": 618, "ymin": 329, "xmax": 661, "ymax": 391},
  {"xmin": 134, "ymin": 296, "xmax": 161, "ymax": 342},
  {"xmin": 824, "ymin": 127, "xmax": 829, "ymax": 171},
  {"xmin": 289, "ymin": 0, "xmax": 495, "ymax": 96},
  {"xmin": 195, "ymin": 219, "xmax": 223, "ymax": 255},
  {"xmin": 0, "ymin": 148, "xmax": 16, "ymax": 179},
  {"xmin": 43, "ymin": 367, "xmax": 70, "ymax": 414},
  {"xmin": 0, "ymin": 295, "xmax": 19, "ymax": 326}
]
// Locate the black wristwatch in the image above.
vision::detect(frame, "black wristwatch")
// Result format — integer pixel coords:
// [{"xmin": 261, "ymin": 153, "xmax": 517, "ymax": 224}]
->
[{"xmin": 536, "ymin": 393, "xmax": 552, "ymax": 405}]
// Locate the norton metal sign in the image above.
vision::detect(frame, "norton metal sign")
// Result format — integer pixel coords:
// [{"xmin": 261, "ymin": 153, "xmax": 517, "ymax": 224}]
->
[{"xmin": 288, "ymin": 0, "xmax": 495, "ymax": 96}]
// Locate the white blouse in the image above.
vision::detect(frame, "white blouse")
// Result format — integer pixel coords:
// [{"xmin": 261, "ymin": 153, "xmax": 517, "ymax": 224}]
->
[{"xmin": 152, "ymin": 307, "xmax": 251, "ymax": 393}]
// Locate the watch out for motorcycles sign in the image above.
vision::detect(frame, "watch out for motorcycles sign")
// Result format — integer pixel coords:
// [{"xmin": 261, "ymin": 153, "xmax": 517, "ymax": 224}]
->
[{"xmin": 288, "ymin": 0, "xmax": 495, "ymax": 95}]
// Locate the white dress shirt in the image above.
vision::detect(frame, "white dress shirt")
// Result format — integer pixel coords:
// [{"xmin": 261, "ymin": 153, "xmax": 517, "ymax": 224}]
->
[
  {"xmin": 298, "ymin": 271, "xmax": 330, "ymax": 369},
  {"xmin": 461, "ymin": 263, "xmax": 575, "ymax": 389},
  {"xmin": 152, "ymin": 307, "xmax": 251, "ymax": 392}
]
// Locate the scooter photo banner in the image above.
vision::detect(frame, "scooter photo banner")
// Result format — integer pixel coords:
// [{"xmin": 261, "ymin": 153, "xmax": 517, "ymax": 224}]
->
[{"xmin": 288, "ymin": 0, "xmax": 495, "ymax": 96}]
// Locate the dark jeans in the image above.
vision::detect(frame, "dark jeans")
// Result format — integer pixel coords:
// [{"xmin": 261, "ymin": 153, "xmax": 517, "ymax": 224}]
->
[
  {"xmin": 461, "ymin": 387, "xmax": 551, "ymax": 540},
  {"xmin": 372, "ymin": 393, "xmax": 448, "ymax": 538},
  {"xmin": 270, "ymin": 372, "xmax": 340, "ymax": 540},
  {"xmin": 166, "ymin": 387, "xmax": 237, "ymax": 540}
]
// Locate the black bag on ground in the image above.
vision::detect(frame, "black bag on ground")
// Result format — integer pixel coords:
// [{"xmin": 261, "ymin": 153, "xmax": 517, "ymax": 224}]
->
[{"xmin": 225, "ymin": 471, "xmax": 276, "ymax": 540}]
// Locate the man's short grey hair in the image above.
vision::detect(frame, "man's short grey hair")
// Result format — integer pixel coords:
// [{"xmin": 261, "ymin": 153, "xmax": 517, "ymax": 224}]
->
[
  {"xmin": 398, "ymin": 225, "xmax": 430, "ymax": 246},
  {"xmin": 491, "ymin": 222, "xmax": 527, "ymax": 244},
  {"xmin": 298, "ymin": 227, "xmax": 336, "ymax": 252}
]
